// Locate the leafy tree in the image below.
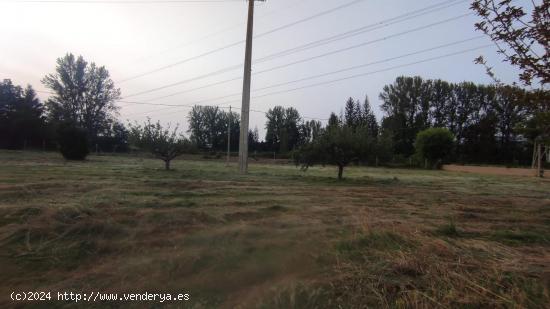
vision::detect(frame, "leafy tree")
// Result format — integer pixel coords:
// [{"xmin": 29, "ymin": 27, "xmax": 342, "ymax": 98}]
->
[
  {"xmin": 380, "ymin": 76, "xmax": 431, "ymax": 156},
  {"xmin": 57, "ymin": 123, "xmax": 89, "ymax": 160},
  {"xmin": 295, "ymin": 124, "xmax": 365, "ymax": 180},
  {"xmin": 42, "ymin": 53, "xmax": 120, "ymax": 142},
  {"xmin": 299, "ymin": 120, "xmax": 323, "ymax": 144},
  {"xmin": 265, "ymin": 106, "xmax": 302, "ymax": 153},
  {"xmin": 187, "ymin": 105, "xmax": 239, "ymax": 151},
  {"xmin": 248, "ymin": 127, "xmax": 260, "ymax": 152},
  {"xmin": 129, "ymin": 120, "xmax": 193, "ymax": 170},
  {"xmin": 376, "ymin": 129, "xmax": 394, "ymax": 164},
  {"xmin": 97, "ymin": 122, "xmax": 130, "ymax": 153},
  {"xmin": 471, "ymin": 0, "xmax": 549, "ymax": 85},
  {"xmin": 414, "ymin": 128, "xmax": 455, "ymax": 169},
  {"xmin": 519, "ymin": 89, "xmax": 550, "ymax": 143},
  {"xmin": 0, "ymin": 80, "xmax": 47, "ymax": 149}
]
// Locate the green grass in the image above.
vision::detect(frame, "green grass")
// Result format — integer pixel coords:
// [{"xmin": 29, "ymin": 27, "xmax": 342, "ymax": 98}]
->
[{"xmin": 0, "ymin": 150, "xmax": 549, "ymax": 308}]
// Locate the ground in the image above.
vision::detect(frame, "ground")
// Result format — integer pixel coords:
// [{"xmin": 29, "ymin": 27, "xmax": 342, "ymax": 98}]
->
[{"xmin": 0, "ymin": 150, "xmax": 549, "ymax": 308}]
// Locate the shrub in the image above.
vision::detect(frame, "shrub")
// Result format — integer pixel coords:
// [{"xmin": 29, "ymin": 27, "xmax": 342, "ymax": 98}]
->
[
  {"xmin": 414, "ymin": 128, "xmax": 454, "ymax": 169},
  {"xmin": 57, "ymin": 124, "xmax": 89, "ymax": 160}
]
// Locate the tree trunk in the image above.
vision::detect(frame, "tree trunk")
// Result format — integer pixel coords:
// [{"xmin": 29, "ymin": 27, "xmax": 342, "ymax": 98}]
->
[
  {"xmin": 338, "ymin": 165, "xmax": 344, "ymax": 180},
  {"xmin": 165, "ymin": 160, "xmax": 171, "ymax": 171}
]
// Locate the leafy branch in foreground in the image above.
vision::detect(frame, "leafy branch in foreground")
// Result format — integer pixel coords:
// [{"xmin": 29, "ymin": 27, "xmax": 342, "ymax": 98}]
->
[
  {"xmin": 471, "ymin": 0, "xmax": 549, "ymax": 86},
  {"xmin": 129, "ymin": 119, "xmax": 194, "ymax": 170}
]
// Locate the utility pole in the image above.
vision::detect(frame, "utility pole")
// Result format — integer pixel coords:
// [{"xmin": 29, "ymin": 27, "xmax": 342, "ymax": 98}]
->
[
  {"xmin": 238, "ymin": 0, "xmax": 260, "ymax": 174},
  {"xmin": 226, "ymin": 105, "xmax": 231, "ymax": 166}
]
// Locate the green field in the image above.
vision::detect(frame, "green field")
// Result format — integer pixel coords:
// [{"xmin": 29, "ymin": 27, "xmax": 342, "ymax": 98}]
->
[{"xmin": 1, "ymin": 151, "xmax": 549, "ymax": 308}]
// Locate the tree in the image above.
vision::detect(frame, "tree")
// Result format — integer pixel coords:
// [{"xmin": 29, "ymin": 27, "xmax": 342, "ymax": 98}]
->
[
  {"xmin": 380, "ymin": 76, "xmax": 431, "ymax": 156},
  {"xmin": 328, "ymin": 112, "xmax": 340, "ymax": 128},
  {"xmin": 471, "ymin": 0, "xmax": 549, "ymax": 85},
  {"xmin": 57, "ymin": 123, "xmax": 89, "ymax": 160},
  {"xmin": 42, "ymin": 53, "xmax": 121, "ymax": 141},
  {"xmin": 299, "ymin": 120, "xmax": 323, "ymax": 145},
  {"xmin": 361, "ymin": 95, "xmax": 379, "ymax": 139},
  {"xmin": 97, "ymin": 122, "xmax": 130, "ymax": 153},
  {"xmin": 295, "ymin": 124, "xmax": 365, "ymax": 180},
  {"xmin": 0, "ymin": 80, "xmax": 47, "ymax": 150},
  {"xmin": 248, "ymin": 127, "xmax": 260, "ymax": 152},
  {"xmin": 414, "ymin": 128, "xmax": 455, "ymax": 169},
  {"xmin": 344, "ymin": 97, "xmax": 361, "ymax": 129},
  {"xmin": 187, "ymin": 105, "xmax": 239, "ymax": 151},
  {"xmin": 129, "ymin": 119, "xmax": 193, "ymax": 170},
  {"xmin": 265, "ymin": 106, "xmax": 302, "ymax": 153}
]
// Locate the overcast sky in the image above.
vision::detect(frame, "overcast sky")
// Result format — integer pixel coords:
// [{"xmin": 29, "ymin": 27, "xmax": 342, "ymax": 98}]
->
[{"xmin": 0, "ymin": 0, "xmax": 529, "ymax": 138}]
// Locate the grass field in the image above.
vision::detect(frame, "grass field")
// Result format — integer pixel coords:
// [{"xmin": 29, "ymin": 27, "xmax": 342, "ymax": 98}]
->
[{"xmin": 0, "ymin": 150, "xmax": 549, "ymax": 308}]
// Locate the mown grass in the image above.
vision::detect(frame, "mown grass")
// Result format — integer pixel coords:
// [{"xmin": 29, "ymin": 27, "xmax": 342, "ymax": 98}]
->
[{"xmin": 0, "ymin": 150, "xmax": 549, "ymax": 308}]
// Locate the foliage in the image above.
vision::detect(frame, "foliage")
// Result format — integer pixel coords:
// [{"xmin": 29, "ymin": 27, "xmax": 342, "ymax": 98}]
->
[
  {"xmin": 96, "ymin": 122, "xmax": 130, "ymax": 153},
  {"xmin": 129, "ymin": 119, "xmax": 194, "ymax": 170},
  {"xmin": 516, "ymin": 89, "xmax": 550, "ymax": 146},
  {"xmin": 265, "ymin": 106, "xmax": 302, "ymax": 153},
  {"xmin": 471, "ymin": 0, "xmax": 549, "ymax": 85},
  {"xmin": 295, "ymin": 124, "xmax": 367, "ymax": 180},
  {"xmin": 57, "ymin": 123, "xmax": 90, "ymax": 160},
  {"xmin": 187, "ymin": 105, "xmax": 239, "ymax": 152},
  {"xmin": 380, "ymin": 76, "xmax": 431, "ymax": 156},
  {"xmin": 414, "ymin": 128, "xmax": 455, "ymax": 169},
  {"xmin": 380, "ymin": 76, "xmax": 532, "ymax": 164},
  {"xmin": 0, "ymin": 79, "xmax": 47, "ymax": 150},
  {"xmin": 42, "ymin": 53, "xmax": 121, "ymax": 142}
]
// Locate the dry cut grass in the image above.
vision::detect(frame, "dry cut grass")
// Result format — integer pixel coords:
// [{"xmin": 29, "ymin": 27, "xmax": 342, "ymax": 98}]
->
[{"xmin": 0, "ymin": 150, "xmax": 548, "ymax": 308}]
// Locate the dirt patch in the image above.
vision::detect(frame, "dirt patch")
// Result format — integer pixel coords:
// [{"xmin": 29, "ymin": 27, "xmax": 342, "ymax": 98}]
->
[{"xmin": 442, "ymin": 165, "xmax": 537, "ymax": 177}]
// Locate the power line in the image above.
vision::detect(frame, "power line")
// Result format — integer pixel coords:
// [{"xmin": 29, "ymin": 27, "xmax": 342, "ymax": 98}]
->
[
  {"xmin": 119, "ymin": 44, "xmax": 492, "ymax": 119},
  {"xmin": 247, "ymin": 45, "xmax": 494, "ymax": 102},
  {"xmin": 119, "ymin": 100, "xmax": 329, "ymax": 121},
  {"xmin": 123, "ymin": 11, "xmax": 473, "ymax": 99},
  {"xmin": 254, "ymin": 0, "xmax": 468, "ymax": 63},
  {"xmin": 125, "ymin": 36, "xmax": 484, "ymax": 112},
  {"xmin": 117, "ymin": 0, "xmax": 367, "ymax": 83}
]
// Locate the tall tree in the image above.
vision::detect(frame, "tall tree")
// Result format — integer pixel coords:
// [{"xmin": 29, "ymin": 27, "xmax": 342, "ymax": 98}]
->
[
  {"xmin": 265, "ymin": 106, "xmax": 285, "ymax": 151},
  {"xmin": 42, "ymin": 53, "xmax": 120, "ymax": 140},
  {"xmin": 344, "ymin": 97, "xmax": 361, "ymax": 129},
  {"xmin": 0, "ymin": 79, "xmax": 46, "ymax": 149},
  {"xmin": 265, "ymin": 106, "xmax": 302, "ymax": 153},
  {"xmin": 362, "ymin": 95, "xmax": 379, "ymax": 139},
  {"xmin": 187, "ymin": 105, "xmax": 239, "ymax": 151},
  {"xmin": 379, "ymin": 76, "xmax": 431, "ymax": 156}
]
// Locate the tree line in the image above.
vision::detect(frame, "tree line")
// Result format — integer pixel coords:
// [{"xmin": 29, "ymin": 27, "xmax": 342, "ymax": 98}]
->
[
  {"xmin": 379, "ymin": 76, "xmax": 547, "ymax": 164},
  {"xmin": 1, "ymin": 53, "xmax": 547, "ymax": 172}
]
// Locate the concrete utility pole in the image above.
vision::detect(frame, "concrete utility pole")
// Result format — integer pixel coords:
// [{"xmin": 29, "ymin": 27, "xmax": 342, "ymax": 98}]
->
[
  {"xmin": 226, "ymin": 105, "xmax": 231, "ymax": 166},
  {"xmin": 238, "ymin": 0, "xmax": 261, "ymax": 174}
]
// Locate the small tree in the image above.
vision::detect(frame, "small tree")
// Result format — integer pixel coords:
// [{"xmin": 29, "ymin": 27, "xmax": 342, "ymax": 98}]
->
[
  {"xmin": 57, "ymin": 123, "xmax": 89, "ymax": 160},
  {"xmin": 295, "ymin": 125, "xmax": 365, "ymax": 180},
  {"xmin": 129, "ymin": 119, "xmax": 193, "ymax": 170},
  {"xmin": 414, "ymin": 128, "xmax": 455, "ymax": 169}
]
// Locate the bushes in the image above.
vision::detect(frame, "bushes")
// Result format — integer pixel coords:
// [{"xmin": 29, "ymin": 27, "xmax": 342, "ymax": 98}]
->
[
  {"xmin": 57, "ymin": 124, "xmax": 89, "ymax": 160},
  {"xmin": 414, "ymin": 128, "xmax": 454, "ymax": 169}
]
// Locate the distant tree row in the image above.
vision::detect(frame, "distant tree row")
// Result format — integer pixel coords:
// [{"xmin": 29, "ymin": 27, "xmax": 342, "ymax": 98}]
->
[
  {"xmin": 0, "ymin": 80, "xmax": 48, "ymax": 150},
  {"xmin": 0, "ymin": 54, "xmax": 129, "ymax": 158},
  {"xmin": 2, "ymin": 54, "xmax": 547, "ymax": 169},
  {"xmin": 379, "ymin": 76, "xmax": 545, "ymax": 164}
]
